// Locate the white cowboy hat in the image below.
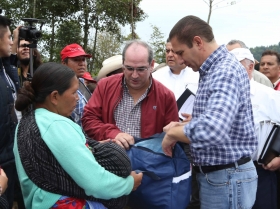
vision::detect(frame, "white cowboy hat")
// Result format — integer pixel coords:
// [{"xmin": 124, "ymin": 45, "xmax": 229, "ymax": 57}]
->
[{"xmin": 97, "ymin": 55, "xmax": 123, "ymax": 80}]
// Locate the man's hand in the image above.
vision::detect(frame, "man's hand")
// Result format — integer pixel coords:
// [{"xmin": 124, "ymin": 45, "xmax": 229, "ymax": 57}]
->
[
  {"xmin": 263, "ymin": 157, "xmax": 280, "ymax": 171},
  {"xmin": 163, "ymin": 121, "xmax": 186, "ymax": 133},
  {"xmin": 162, "ymin": 133, "xmax": 177, "ymax": 157},
  {"xmin": 12, "ymin": 26, "xmax": 21, "ymax": 54},
  {"xmin": 114, "ymin": 133, "xmax": 134, "ymax": 149},
  {"xmin": 130, "ymin": 171, "xmax": 143, "ymax": 191},
  {"xmin": 181, "ymin": 113, "xmax": 192, "ymax": 122}
]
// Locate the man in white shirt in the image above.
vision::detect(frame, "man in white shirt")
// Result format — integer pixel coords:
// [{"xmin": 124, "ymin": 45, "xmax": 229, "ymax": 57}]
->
[
  {"xmin": 231, "ymin": 48, "xmax": 280, "ymax": 209},
  {"xmin": 152, "ymin": 38, "xmax": 199, "ymax": 101},
  {"xmin": 226, "ymin": 40, "xmax": 273, "ymax": 88}
]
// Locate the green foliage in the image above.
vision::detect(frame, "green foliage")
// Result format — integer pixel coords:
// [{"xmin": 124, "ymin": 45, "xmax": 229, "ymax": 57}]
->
[
  {"xmin": 1, "ymin": 0, "xmax": 147, "ymax": 66},
  {"xmin": 148, "ymin": 25, "xmax": 165, "ymax": 64},
  {"xmin": 88, "ymin": 30, "xmax": 122, "ymax": 75},
  {"xmin": 122, "ymin": 32, "xmax": 141, "ymax": 41},
  {"xmin": 52, "ymin": 20, "xmax": 82, "ymax": 62},
  {"xmin": 250, "ymin": 42, "xmax": 280, "ymax": 61}
]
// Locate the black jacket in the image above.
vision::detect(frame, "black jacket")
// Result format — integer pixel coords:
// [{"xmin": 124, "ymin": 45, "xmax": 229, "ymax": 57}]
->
[{"xmin": 0, "ymin": 57, "xmax": 20, "ymax": 166}]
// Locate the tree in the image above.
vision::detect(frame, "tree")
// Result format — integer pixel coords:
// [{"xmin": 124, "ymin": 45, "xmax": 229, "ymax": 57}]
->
[
  {"xmin": 148, "ymin": 25, "xmax": 165, "ymax": 64},
  {"xmin": 1, "ymin": 0, "xmax": 147, "ymax": 62},
  {"xmin": 82, "ymin": 0, "xmax": 147, "ymax": 69},
  {"xmin": 52, "ymin": 20, "xmax": 83, "ymax": 62},
  {"xmin": 250, "ymin": 42, "xmax": 280, "ymax": 62},
  {"xmin": 203, "ymin": 0, "xmax": 238, "ymax": 24},
  {"xmin": 88, "ymin": 30, "xmax": 123, "ymax": 75},
  {"xmin": 1, "ymin": 0, "xmax": 80, "ymax": 61}
]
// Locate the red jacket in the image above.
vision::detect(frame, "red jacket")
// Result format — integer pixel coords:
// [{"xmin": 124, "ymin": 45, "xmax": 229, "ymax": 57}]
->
[{"xmin": 82, "ymin": 74, "xmax": 179, "ymax": 141}]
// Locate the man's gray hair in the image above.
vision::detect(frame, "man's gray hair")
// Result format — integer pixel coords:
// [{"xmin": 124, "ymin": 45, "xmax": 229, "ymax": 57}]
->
[
  {"xmin": 227, "ymin": 40, "xmax": 248, "ymax": 48},
  {"xmin": 122, "ymin": 40, "xmax": 153, "ymax": 64}
]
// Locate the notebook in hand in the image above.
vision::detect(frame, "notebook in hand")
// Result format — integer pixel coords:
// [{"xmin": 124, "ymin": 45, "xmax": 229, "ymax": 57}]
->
[
  {"xmin": 177, "ymin": 88, "xmax": 195, "ymax": 121},
  {"xmin": 258, "ymin": 124, "xmax": 280, "ymax": 165}
]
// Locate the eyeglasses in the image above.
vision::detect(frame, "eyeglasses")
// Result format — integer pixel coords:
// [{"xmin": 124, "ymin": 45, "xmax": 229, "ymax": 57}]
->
[
  {"xmin": 19, "ymin": 44, "xmax": 29, "ymax": 48},
  {"xmin": 123, "ymin": 65, "xmax": 150, "ymax": 73},
  {"xmin": 165, "ymin": 49, "xmax": 174, "ymax": 54}
]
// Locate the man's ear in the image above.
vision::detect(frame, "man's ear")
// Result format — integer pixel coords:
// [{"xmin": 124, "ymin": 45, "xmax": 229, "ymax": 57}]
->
[
  {"xmin": 193, "ymin": 36, "xmax": 203, "ymax": 48},
  {"xmin": 149, "ymin": 60, "xmax": 155, "ymax": 72},
  {"xmin": 249, "ymin": 63, "xmax": 254, "ymax": 74},
  {"xmin": 49, "ymin": 90, "xmax": 59, "ymax": 106}
]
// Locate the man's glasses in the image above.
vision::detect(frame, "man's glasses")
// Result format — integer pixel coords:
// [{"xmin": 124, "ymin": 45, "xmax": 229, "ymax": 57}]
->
[
  {"xmin": 165, "ymin": 49, "xmax": 174, "ymax": 54},
  {"xmin": 123, "ymin": 65, "xmax": 150, "ymax": 73}
]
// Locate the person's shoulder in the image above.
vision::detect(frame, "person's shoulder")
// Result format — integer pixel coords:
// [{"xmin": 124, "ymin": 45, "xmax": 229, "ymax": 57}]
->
[
  {"xmin": 35, "ymin": 108, "xmax": 77, "ymax": 128},
  {"xmin": 252, "ymin": 70, "xmax": 273, "ymax": 87},
  {"xmin": 152, "ymin": 66, "xmax": 171, "ymax": 82},
  {"xmin": 152, "ymin": 78, "xmax": 175, "ymax": 95},
  {"xmin": 252, "ymin": 79, "xmax": 276, "ymax": 93},
  {"xmin": 97, "ymin": 73, "xmax": 123, "ymax": 84}
]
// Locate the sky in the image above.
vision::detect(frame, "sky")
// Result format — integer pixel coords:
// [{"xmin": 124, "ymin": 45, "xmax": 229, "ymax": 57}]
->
[{"xmin": 122, "ymin": 0, "xmax": 280, "ymax": 48}]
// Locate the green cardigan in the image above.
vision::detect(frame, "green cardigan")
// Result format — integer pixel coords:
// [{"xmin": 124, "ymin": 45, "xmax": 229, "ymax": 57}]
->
[{"xmin": 13, "ymin": 108, "xmax": 133, "ymax": 209}]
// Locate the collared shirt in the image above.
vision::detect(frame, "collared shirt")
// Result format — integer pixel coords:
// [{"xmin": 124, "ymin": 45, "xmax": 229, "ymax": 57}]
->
[
  {"xmin": 114, "ymin": 78, "xmax": 152, "ymax": 137},
  {"xmin": 273, "ymin": 78, "xmax": 280, "ymax": 90},
  {"xmin": 71, "ymin": 79, "xmax": 89, "ymax": 126},
  {"xmin": 249, "ymin": 79, "xmax": 280, "ymax": 161},
  {"xmin": 152, "ymin": 66, "xmax": 199, "ymax": 100},
  {"xmin": 184, "ymin": 45, "xmax": 257, "ymax": 166}
]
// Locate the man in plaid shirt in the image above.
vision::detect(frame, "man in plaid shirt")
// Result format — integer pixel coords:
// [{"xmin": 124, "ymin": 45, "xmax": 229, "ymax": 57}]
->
[{"xmin": 162, "ymin": 15, "xmax": 258, "ymax": 209}]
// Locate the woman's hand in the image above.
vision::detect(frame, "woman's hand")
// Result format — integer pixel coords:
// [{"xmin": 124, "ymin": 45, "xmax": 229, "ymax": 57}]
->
[{"xmin": 0, "ymin": 169, "xmax": 8, "ymax": 194}]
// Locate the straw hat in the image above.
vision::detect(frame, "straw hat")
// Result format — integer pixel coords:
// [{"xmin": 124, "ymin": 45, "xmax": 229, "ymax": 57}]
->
[{"xmin": 97, "ymin": 55, "xmax": 123, "ymax": 80}]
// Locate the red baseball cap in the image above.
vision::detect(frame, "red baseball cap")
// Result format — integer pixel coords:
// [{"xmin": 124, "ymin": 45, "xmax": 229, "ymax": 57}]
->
[
  {"xmin": 60, "ymin": 43, "xmax": 92, "ymax": 61},
  {"xmin": 82, "ymin": 72, "xmax": 97, "ymax": 83}
]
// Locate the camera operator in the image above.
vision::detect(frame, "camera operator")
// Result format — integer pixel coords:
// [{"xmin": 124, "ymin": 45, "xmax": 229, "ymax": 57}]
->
[{"xmin": 11, "ymin": 26, "xmax": 43, "ymax": 86}]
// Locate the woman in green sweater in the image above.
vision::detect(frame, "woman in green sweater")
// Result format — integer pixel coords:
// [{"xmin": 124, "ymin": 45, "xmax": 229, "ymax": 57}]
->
[{"xmin": 13, "ymin": 62, "xmax": 142, "ymax": 209}]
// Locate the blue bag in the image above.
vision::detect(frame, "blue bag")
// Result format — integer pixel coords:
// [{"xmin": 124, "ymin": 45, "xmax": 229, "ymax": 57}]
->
[{"xmin": 127, "ymin": 132, "xmax": 192, "ymax": 209}]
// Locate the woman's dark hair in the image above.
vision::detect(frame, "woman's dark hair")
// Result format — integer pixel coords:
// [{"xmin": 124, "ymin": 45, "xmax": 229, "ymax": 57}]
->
[{"xmin": 15, "ymin": 62, "xmax": 76, "ymax": 111}]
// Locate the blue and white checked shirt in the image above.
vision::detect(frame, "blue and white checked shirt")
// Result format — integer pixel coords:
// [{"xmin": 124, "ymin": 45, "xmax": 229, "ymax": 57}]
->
[
  {"xmin": 71, "ymin": 79, "xmax": 88, "ymax": 126},
  {"xmin": 184, "ymin": 45, "xmax": 257, "ymax": 166}
]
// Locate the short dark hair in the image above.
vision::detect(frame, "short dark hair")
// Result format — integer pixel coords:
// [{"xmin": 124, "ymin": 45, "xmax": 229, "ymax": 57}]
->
[
  {"xmin": 122, "ymin": 40, "xmax": 153, "ymax": 64},
  {"xmin": 0, "ymin": 15, "xmax": 11, "ymax": 38},
  {"xmin": 15, "ymin": 62, "xmax": 76, "ymax": 111},
  {"xmin": 261, "ymin": 50, "xmax": 280, "ymax": 64},
  {"xmin": 169, "ymin": 15, "xmax": 214, "ymax": 48}
]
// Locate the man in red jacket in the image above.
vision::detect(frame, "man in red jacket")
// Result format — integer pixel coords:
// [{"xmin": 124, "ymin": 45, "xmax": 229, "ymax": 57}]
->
[{"xmin": 82, "ymin": 40, "xmax": 179, "ymax": 149}]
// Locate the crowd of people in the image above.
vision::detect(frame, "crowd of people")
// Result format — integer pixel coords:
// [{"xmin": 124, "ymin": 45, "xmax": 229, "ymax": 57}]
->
[{"xmin": 1, "ymin": 12, "xmax": 280, "ymax": 209}]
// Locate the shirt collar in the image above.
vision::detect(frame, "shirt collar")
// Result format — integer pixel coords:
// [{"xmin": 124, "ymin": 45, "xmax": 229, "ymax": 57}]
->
[
  {"xmin": 273, "ymin": 78, "xmax": 280, "ymax": 87},
  {"xmin": 168, "ymin": 67, "xmax": 185, "ymax": 76},
  {"xmin": 199, "ymin": 45, "xmax": 228, "ymax": 77}
]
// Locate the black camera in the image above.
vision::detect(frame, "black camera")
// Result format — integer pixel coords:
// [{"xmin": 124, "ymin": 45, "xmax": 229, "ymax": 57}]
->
[{"xmin": 19, "ymin": 18, "xmax": 42, "ymax": 42}]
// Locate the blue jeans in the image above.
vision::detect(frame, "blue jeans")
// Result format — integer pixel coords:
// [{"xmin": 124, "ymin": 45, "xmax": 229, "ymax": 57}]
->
[{"xmin": 196, "ymin": 160, "xmax": 258, "ymax": 209}]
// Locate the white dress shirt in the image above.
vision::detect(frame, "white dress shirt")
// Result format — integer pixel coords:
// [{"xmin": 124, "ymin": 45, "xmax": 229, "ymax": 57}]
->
[
  {"xmin": 250, "ymin": 79, "xmax": 280, "ymax": 161},
  {"xmin": 152, "ymin": 66, "xmax": 199, "ymax": 100}
]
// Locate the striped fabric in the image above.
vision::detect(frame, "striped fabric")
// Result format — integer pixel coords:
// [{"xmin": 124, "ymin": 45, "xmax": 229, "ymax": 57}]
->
[{"xmin": 17, "ymin": 111, "xmax": 131, "ymax": 209}]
